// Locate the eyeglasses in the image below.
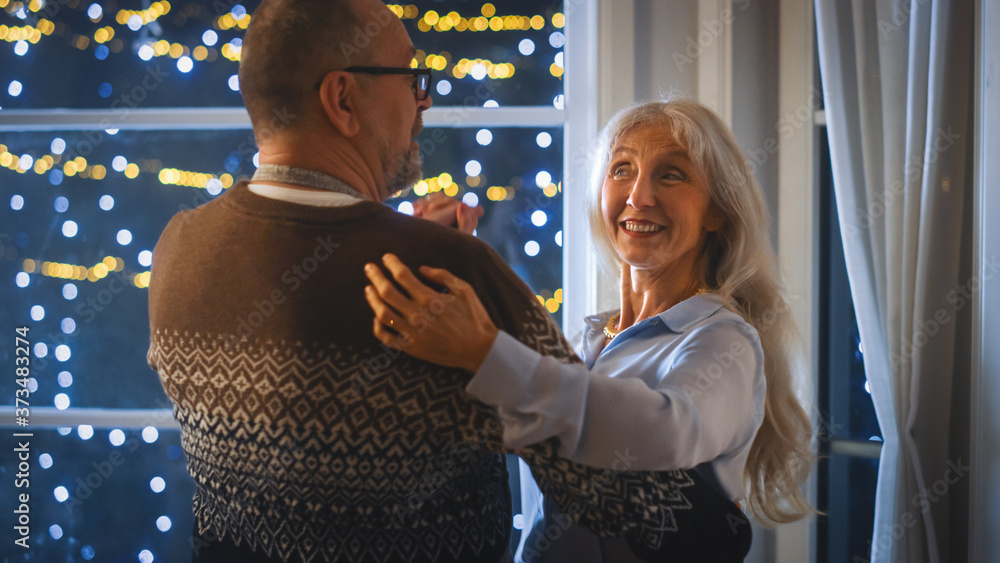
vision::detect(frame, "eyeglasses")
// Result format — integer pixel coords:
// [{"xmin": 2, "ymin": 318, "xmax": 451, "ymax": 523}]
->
[{"xmin": 316, "ymin": 66, "xmax": 433, "ymax": 100}]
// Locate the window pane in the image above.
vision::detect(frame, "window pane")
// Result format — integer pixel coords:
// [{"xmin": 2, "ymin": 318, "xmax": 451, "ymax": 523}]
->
[
  {"xmin": 1, "ymin": 129, "xmax": 255, "ymax": 408},
  {"xmin": 399, "ymin": 1, "xmax": 565, "ymax": 107},
  {"xmin": 397, "ymin": 126, "xmax": 565, "ymax": 325},
  {"xmin": 1, "ymin": 1, "xmax": 564, "ymax": 109},
  {"xmin": 1, "ymin": 1, "xmax": 248, "ymax": 109},
  {"xmin": 1, "ymin": 125, "xmax": 563, "ymax": 405},
  {"xmin": 818, "ymin": 454, "xmax": 878, "ymax": 563},
  {"xmin": 818, "ymin": 129, "xmax": 881, "ymax": 443},
  {"xmin": 0, "ymin": 427, "xmax": 194, "ymax": 560}
]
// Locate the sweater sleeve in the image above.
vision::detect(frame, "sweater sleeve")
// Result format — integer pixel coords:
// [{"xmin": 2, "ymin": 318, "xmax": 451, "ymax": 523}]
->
[{"xmin": 466, "ymin": 320, "xmax": 765, "ymax": 472}]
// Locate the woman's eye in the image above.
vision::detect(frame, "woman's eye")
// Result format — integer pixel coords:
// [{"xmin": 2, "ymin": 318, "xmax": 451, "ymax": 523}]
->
[
  {"xmin": 662, "ymin": 169, "xmax": 685, "ymax": 182},
  {"xmin": 611, "ymin": 164, "xmax": 629, "ymax": 177}
]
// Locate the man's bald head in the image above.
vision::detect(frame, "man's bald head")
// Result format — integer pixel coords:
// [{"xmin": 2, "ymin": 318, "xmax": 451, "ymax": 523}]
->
[{"xmin": 239, "ymin": 0, "xmax": 394, "ymax": 133}]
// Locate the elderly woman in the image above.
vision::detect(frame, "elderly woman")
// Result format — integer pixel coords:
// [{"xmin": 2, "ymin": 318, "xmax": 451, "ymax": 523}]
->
[{"xmin": 364, "ymin": 99, "xmax": 813, "ymax": 561}]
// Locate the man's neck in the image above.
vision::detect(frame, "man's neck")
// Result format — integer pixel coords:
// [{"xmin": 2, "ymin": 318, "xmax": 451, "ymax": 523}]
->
[{"xmin": 256, "ymin": 137, "xmax": 384, "ymax": 201}]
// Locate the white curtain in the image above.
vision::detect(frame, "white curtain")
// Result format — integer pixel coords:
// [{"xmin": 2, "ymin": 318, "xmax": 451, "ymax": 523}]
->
[{"xmin": 815, "ymin": 1, "xmax": 973, "ymax": 561}]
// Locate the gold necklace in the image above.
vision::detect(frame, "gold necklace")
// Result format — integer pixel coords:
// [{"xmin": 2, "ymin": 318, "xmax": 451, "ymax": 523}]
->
[
  {"xmin": 604, "ymin": 313, "xmax": 622, "ymax": 340},
  {"xmin": 604, "ymin": 288, "xmax": 708, "ymax": 340}
]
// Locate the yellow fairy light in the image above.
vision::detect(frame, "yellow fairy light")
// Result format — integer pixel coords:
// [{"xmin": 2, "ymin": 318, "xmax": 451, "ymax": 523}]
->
[
  {"xmin": 0, "ymin": 152, "xmax": 12, "ymax": 168},
  {"xmin": 193, "ymin": 45, "xmax": 208, "ymax": 60},
  {"xmin": 387, "ymin": 4, "xmax": 404, "ymax": 18},
  {"xmin": 63, "ymin": 161, "xmax": 77, "ymax": 176},
  {"xmin": 545, "ymin": 298, "xmax": 560, "ymax": 313},
  {"xmin": 536, "ymin": 295, "xmax": 545, "ymax": 306},
  {"xmin": 554, "ymin": 289, "xmax": 563, "ymax": 303},
  {"xmin": 413, "ymin": 180, "xmax": 428, "ymax": 197},
  {"xmin": 221, "ymin": 173, "xmax": 234, "ymax": 188},
  {"xmin": 168, "ymin": 42, "xmax": 183, "ymax": 58},
  {"xmin": 424, "ymin": 10, "xmax": 439, "ymax": 25},
  {"xmin": 481, "ymin": 3, "xmax": 495, "ymax": 17},
  {"xmin": 444, "ymin": 184, "xmax": 459, "ymax": 197},
  {"xmin": 530, "ymin": 15, "xmax": 545, "ymax": 30},
  {"xmin": 22, "ymin": 259, "xmax": 35, "ymax": 274},
  {"xmin": 33, "ymin": 160, "xmax": 47, "ymax": 174},
  {"xmin": 438, "ymin": 172, "xmax": 453, "ymax": 188},
  {"xmin": 28, "ymin": 0, "xmax": 41, "ymax": 12},
  {"xmin": 417, "ymin": 18, "xmax": 431, "ymax": 32},
  {"xmin": 542, "ymin": 183, "xmax": 559, "ymax": 197},
  {"xmin": 124, "ymin": 163, "xmax": 140, "ymax": 179},
  {"xmin": 74, "ymin": 156, "xmax": 87, "ymax": 169},
  {"xmin": 489, "ymin": 16, "xmax": 503, "ymax": 31},
  {"xmin": 92, "ymin": 263, "xmax": 109, "ymax": 279},
  {"xmin": 92, "ymin": 165, "xmax": 107, "ymax": 180},
  {"xmin": 466, "ymin": 175, "xmax": 481, "ymax": 188},
  {"xmin": 486, "ymin": 185, "xmax": 508, "ymax": 201},
  {"xmin": 552, "ymin": 13, "xmax": 565, "ymax": 28},
  {"xmin": 550, "ymin": 63, "xmax": 564, "ymax": 78}
]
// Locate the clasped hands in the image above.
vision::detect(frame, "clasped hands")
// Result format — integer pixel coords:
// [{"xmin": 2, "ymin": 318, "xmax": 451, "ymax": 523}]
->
[
  {"xmin": 412, "ymin": 192, "xmax": 484, "ymax": 234},
  {"xmin": 364, "ymin": 253, "xmax": 497, "ymax": 373}
]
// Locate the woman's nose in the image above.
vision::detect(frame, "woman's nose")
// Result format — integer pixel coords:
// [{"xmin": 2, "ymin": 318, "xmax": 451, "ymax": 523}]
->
[{"xmin": 626, "ymin": 175, "xmax": 655, "ymax": 209}]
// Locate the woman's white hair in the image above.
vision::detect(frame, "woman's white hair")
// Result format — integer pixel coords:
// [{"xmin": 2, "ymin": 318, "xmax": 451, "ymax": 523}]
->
[{"xmin": 587, "ymin": 98, "xmax": 814, "ymax": 524}]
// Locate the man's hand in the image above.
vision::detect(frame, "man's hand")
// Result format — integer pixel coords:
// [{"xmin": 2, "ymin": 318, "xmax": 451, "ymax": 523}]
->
[
  {"xmin": 412, "ymin": 193, "xmax": 484, "ymax": 234},
  {"xmin": 364, "ymin": 253, "xmax": 498, "ymax": 372}
]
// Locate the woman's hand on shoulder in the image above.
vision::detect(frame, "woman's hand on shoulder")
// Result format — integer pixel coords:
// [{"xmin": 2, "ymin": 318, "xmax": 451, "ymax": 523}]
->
[{"xmin": 364, "ymin": 253, "xmax": 498, "ymax": 372}]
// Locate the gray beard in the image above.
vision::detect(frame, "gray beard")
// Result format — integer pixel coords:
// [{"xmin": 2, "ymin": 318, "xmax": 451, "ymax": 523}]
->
[{"xmin": 383, "ymin": 146, "xmax": 423, "ymax": 198}]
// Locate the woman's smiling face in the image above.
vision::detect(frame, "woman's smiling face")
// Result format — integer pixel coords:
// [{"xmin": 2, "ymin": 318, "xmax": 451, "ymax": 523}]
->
[{"xmin": 601, "ymin": 123, "xmax": 724, "ymax": 281}]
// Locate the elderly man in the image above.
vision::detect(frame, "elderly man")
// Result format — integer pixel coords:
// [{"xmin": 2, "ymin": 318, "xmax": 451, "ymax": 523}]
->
[
  {"xmin": 148, "ymin": 1, "xmax": 751, "ymax": 562},
  {"xmin": 147, "ymin": 1, "xmax": 538, "ymax": 561}
]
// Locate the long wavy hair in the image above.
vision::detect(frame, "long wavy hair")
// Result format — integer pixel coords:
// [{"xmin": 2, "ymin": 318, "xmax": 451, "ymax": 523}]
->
[{"xmin": 587, "ymin": 98, "xmax": 814, "ymax": 525}]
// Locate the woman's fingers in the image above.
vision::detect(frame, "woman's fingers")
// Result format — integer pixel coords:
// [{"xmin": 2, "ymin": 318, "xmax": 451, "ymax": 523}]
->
[
  {"xmin": 380, "ymin": 254, "xmax": 440, "ymax": 299},
  {"xmin": 363, "ymin": 284, "xmax": 403, "ymax": 326},
  {"xmin": 417, "ymin": 264, "xmax": 466, "ymax": 295},
  {"xmin": 363, "ymin": 260, "xmax": 419, "ymax": 313}
]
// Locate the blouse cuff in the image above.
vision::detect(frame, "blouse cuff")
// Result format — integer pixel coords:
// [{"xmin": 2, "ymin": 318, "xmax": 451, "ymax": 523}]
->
[{"xmin": 465, "ymin": 330, "xmax": 542, "ymax": 408}]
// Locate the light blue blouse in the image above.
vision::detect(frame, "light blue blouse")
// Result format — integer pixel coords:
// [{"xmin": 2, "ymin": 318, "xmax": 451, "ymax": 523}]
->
[{"xmin": 465, "ymin": 293, "xmax": 766, "ymax": 562}]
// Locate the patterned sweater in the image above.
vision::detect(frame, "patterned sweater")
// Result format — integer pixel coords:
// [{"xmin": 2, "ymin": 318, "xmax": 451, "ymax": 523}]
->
[{"xmin": 148, "ymin": 182, "xmax": 749, "ymax": 563}]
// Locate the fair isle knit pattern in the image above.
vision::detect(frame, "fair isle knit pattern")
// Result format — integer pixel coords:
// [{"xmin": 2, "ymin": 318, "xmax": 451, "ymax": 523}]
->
[
  {"xmin": 149, "ymin": 333, "xmax": 511, "ymax": 562},
  {"xmin": 148, "ymin": 183, "xmax": 715, "ymax": 563}
]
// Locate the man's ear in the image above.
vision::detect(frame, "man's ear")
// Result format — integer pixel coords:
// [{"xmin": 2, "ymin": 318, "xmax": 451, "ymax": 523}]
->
[{"xmin": 318, "ymin": 72, "xmax": 361, "ymax": 138}]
